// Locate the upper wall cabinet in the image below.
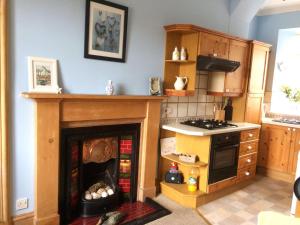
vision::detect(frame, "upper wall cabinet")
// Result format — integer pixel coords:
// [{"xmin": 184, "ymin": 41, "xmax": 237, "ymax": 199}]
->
[
  {"xmin": 199, "ymin": 32, "xmax": 229, "ymax": 59},
  {"xmin": 224, "ymin": 40, "xmax": 249, "ymax": 95},
  {"xmin": 163, "ymin": 25, "xmax": 199, "ymax": 96},
  {"xmin": 207, "ymin": 39, "xmax": 250, "ymax": 97},
  {"xmin": 248, "ymin": 41, "xmax": 270, "ymax": 94}
]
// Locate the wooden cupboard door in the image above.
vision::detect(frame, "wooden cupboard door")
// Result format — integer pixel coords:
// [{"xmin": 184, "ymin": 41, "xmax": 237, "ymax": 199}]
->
[
  {"xmin": 244, "ymin": 93, "xmax": 263, "ymax": 124},
  {"xmin": 224, "ymin": 40, "xmax": 249, "ymax": 95},
  {"xmin": 258, "ymin": 124, "xmax": 292, "ymax": 172},
  {"xmin": 288, "ymin": 128, "xmax": 300, "ymax": 174},
  {"xmin": 199, "ymin": 32, "xmax": 229, "ymax": 59},
  {"xmin": 248, "ymin": 44, "xmax": 270, "ymax": 94}
]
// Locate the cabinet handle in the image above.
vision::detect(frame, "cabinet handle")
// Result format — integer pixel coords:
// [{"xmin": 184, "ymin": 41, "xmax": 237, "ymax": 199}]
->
[
  {"xmin": 247, "ymin": 146, "xmax": 252, "ymax": 150},
  {"xmin": 288, "ymin": 128, "xmax": 291, "ymax": 131},
  {"xmin": 293, "ymin": 128, "xmax": 296, "ymax": 132},
  {"xmin": 245, "ymin": 171, "xmax": 250, "ymax": 176},
  {"xmin": 247, "ymin": 159, "xmax": 252, "ymax": 163},
  {"xmin": 248, "ymin": 133, "xmax": 253, "ymax": 138}
]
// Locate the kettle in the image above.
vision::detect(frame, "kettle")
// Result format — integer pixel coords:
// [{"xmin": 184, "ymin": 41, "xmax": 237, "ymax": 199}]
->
[{"xmin": 174, "ymin": 76, "xmax": 188, "ymax": 90}]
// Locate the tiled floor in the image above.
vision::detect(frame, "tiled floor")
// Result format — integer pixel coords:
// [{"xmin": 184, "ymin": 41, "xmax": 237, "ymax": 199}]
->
[{"xmin": 197, "ymin": 175, "xmax": 293, "ymax": 225}]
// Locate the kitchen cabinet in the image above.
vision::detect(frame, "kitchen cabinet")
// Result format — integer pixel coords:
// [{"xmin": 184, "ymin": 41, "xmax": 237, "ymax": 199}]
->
[
  {"xmin": 258, "ymin": 124, "xmax": 299, "ymax": 175},
  {"xmin": 224, "ymin": 40, "xmax": 249, "ymax": 95},
  {"xmin": 207, "ymin": 39, "xmax": 250, "ymax": 97},
  {"xmin": 198, "ymin": 32, "xmax": 229, "ymax": 59},
  {"xmin": 248, "ymin": 42, "xmax": 270, "ymax": 94},
  {"xmin": 163, "ymin": 25, "xmax": 199, "ymax": 96},
  {"xmin": 232, "ymin": 41, "xmax": 271, "ymax": 123},
  {"xmin": 236, "ymin": 129, "xmax": 259, "ymax": 183}
]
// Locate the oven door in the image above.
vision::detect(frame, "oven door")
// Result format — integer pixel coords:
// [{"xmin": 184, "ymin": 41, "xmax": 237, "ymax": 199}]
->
[{"xmin": 208, "ymin": 144, "xmax": 239, "ymax": 184}]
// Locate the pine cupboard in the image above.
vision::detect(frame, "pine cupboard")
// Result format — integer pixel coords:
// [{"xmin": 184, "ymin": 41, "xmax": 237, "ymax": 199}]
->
[
  {"xmin": 163, "ymin": 24, "xmax": 263, "ymax": 97},
  {"xmin": 258, "ymin": 123, "xmax": 300, "ymax": 181}
]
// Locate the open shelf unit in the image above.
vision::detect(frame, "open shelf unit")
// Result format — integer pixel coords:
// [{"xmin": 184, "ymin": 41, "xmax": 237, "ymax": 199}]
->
[
  {"xmin": 162, "ymin": 154, "xmax": 207, "ymax": 168},
  {"xmin": 163, "ymin": 26, "xmax": 199, "ymax": 96}
]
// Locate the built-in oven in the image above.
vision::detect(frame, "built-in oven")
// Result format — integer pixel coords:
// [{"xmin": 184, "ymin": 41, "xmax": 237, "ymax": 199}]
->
[{"xmin": 208, "ymin": 132, "xmax": 240, "ymax": 184}]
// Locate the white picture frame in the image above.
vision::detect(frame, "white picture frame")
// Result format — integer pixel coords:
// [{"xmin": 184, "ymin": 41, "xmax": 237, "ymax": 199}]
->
[{"xmin": 28, "ymin": 56, "xmax": 60, "ymax": 93}]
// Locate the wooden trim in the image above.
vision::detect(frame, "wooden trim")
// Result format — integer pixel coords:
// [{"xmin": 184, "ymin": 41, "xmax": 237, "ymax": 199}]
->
[
  {"xmin": 22, "ymin": 92, "xmax": 166, "ymax": 101},
  {"xmin": 257, "ymin": 166, "xmax": 294, "ymax": 183},
  {"xmin": 12, "ymin": 212, "xmax": 34, "ymax": 225},
  {"xmin": 164, "ymin": 24, "xmax": 249, "ymax": 42},
  {"xmin": 0, "ymin": 0, "xmax": 10, "ymax": 224}
]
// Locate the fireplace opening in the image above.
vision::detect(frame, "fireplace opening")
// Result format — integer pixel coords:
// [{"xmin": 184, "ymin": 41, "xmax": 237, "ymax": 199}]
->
[{"xmin": 59, "ymin": 124, "xmax": 140, "ymax": 224}]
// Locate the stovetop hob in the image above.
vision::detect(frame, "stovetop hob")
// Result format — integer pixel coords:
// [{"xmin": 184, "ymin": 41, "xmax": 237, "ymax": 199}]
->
[{"xmin": 181, "ymin": 119, "xmax": 238, "ymax": 130}]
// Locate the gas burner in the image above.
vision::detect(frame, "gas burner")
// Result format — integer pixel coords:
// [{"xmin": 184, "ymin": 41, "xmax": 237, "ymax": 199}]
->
[{"xmin": 181, "ymin": 119, "xmax": 238, "ymax": 130}]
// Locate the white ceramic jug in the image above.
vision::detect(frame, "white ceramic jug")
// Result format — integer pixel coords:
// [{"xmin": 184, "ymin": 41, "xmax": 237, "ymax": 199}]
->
[{"xmin": 174, "ymin": 76, "xmax": 188, "ymax": 90}]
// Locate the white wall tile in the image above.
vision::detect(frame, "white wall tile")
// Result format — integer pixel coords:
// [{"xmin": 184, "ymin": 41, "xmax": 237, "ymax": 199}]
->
[
  {"xmin": 188, "ymin": 103, "xmax": 197, "ymax": 117},
  {"xmin": 197, "ymin": 103, "xmax": 206, "ymax": 116},
  {"xmin": 189, "ymin": 89, "xmax": 198, "ymax": 102},
  {"xmin": 198, "ymin": 89, "xmax": 207, "ymax": 102},
  {"xmin": 166, "ymin": 103, "xmax": 178, "ymax": 118},
  {"xmin": 178, "ymin": 96, "xmax": 189, "ymax": 103},
  {"xmin": 206, "ymin": 103, "xmax": 215, "ymax": 116},
  {"xmin": 178, "ymin": 103, "xmax": 188, "ymax": 117},
  {"xmin": 168, "ymin": 96, "xmax": 179, "ymax": 103},
  {"xmin": 206, "ymin": 95, "xmax": 215, "ymax": 102}
]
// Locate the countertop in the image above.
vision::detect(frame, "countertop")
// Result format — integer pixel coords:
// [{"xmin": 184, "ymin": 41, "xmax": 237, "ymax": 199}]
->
[
  {"xmin": 162, "ymin": 122, "xmax": 261, "ymax": 136},
  {"xmin": 262, "ymin": 117, "xmax": 300, "ymax": 129}
]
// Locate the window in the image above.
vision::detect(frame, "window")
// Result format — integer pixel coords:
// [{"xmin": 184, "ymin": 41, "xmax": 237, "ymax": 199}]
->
[{"xmin": 271, "ymin": 28, "xmax": 300, "ymax": 116}]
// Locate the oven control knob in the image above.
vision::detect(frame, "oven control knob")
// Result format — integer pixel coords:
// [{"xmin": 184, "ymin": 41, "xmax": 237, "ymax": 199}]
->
[
  {"xmin": 247, "ymin": 146, "xmax": 252, "ymax": 150},
  {"xmin": 245, "ymin": 171, "xmax": 250, "ymax": 176},
  {"xmin": 247, "ymin": 159, "xmax": 251, "ymax": 163}
]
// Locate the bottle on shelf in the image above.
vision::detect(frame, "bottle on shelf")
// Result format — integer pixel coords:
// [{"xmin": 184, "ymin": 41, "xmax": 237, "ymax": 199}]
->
[
  {"xmin": 224, "ymin": 98, "xmax": 233, "ymax": 121},
  {"xmin": 180, "ymin": 47, "xmax": 187, "ymax": 60},
  {"xmin": 188, "ymin": 167, "xmax": 199, "ymax": 192},
  {"xmin": 172, "ymin": 46, "xmax": 180, "ymax": 61}
]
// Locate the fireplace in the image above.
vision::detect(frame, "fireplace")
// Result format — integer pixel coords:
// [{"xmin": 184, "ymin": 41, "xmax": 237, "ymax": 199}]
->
[
  {"xmin": 59, "ymin": 124, "xmax": 140, "ymax": 224},
  {"xmin": 22, "ymin": 93, "xmax": 164, "ymax": 225}
]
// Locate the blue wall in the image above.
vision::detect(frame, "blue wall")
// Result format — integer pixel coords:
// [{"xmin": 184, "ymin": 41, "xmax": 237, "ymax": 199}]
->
[
  {"xmin": 254, "ymin": 11, "xmax": 300, "ymax": 91},
  {"xmin": 10, "ymin": 0, "xmax": 231, "ymax": 215}
]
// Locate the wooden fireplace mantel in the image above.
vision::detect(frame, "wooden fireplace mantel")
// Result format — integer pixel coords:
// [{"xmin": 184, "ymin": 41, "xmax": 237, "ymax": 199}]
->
[{"xmin": 22, "ymin": 92, "xmax": 166, "ymax": 225}]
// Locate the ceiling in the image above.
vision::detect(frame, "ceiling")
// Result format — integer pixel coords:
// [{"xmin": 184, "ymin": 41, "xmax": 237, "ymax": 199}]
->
[{"xmin": 257, "ymin": 0, "xmax": 300, "ymax": 16}]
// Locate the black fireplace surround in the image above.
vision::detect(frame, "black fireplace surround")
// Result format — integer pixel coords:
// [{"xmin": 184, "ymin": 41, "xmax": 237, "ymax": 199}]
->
[{"xmin": 59, "ymin": 124, "xmax": 140, "ymax": 224}]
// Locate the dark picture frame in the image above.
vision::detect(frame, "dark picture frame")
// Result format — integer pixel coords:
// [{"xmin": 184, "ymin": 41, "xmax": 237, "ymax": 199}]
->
[{"xmin": 84, "ymin": 0, "xmax": 128, "ymax": 63}]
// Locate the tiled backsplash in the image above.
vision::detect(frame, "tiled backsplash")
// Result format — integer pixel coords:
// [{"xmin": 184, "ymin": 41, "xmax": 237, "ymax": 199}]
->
[{"xmin": 161, "ymin": 71, "xmax": 223, "ymax": 124}]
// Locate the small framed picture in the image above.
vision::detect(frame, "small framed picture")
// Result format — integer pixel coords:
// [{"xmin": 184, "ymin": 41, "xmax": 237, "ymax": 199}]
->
[
  {"xmin": 28, "ymin": 57, "xmax": 60, "ymax": 93},
  {"xmin": 84, "ymin": 0, "xmax": 128, "ymax": 63}
]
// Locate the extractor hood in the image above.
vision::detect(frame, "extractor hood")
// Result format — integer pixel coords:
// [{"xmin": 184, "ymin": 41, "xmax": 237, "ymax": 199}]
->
[{"xmin": 197, "ymin": 55, "xmax": 240, "ymax": 72}]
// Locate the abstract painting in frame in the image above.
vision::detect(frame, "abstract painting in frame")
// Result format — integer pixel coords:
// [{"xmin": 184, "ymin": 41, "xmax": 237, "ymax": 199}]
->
[{"xmin": 84, "ymin": 0, "xmax": 128, "ymax": 62}]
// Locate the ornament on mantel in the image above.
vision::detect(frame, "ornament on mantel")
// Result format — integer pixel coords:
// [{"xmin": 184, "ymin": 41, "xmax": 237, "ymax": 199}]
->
[{"xmin": 105, "ymin": 80, "xmax": 114, "ymax": 95}]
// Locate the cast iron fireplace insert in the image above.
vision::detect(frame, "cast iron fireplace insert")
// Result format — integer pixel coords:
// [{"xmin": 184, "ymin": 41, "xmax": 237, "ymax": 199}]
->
[{"xmin": 59, "ymin": 124, "xmax": 140, "ymax": 225}]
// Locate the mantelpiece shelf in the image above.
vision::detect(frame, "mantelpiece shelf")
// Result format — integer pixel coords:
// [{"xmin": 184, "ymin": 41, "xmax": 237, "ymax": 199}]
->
[
  {"xmin": 164, "ymin": 89, "xmax": 195, "ymax": 96},
  {"xmin": 162, "ymin": 154, "xmax": 207, "ymax": 168},
  {"xmin": 165, "ymin": 60, "xmax": 196, "ymax": 64}
]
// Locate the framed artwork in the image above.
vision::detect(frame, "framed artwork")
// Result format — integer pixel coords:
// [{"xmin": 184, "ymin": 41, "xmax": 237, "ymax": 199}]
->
[
  {"xmin": 28, "ymin": 57, "xmax": 60, "ymax": 93},
  {"xmin": 84, "ymin": 0, "xmax": 128, "ymax": 63}
]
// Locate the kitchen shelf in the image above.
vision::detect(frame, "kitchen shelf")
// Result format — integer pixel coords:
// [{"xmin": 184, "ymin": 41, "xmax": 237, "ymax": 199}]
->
[
  {"xmin": 164, "ymin": 89, "xmax": 195, "ymax": 96},
  {"xmin": 162, "ymin": 154, "xmax": 207, "ymax": 168},
  {"xmin": 160, "ymin": 181, "xmax": 205, "ymax": 196},
  {"xmin": 165, "ymin": 60, "xmax": 196, "ymax": 64}
]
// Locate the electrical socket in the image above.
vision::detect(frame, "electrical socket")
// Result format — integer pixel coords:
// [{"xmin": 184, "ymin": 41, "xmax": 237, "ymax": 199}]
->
[{"xmin": 16, "ymin": 198, "xmax": 28, "ymax": 210}]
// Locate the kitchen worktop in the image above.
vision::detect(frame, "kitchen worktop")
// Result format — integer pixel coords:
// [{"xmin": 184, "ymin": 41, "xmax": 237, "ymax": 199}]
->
[
  {"xmin": 262, "ymin": 117, "xmax": 300, "ymax": 129},
  {"xmin": 162, "ymin": 122, "xmax": 261, "ymax": 136}
]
